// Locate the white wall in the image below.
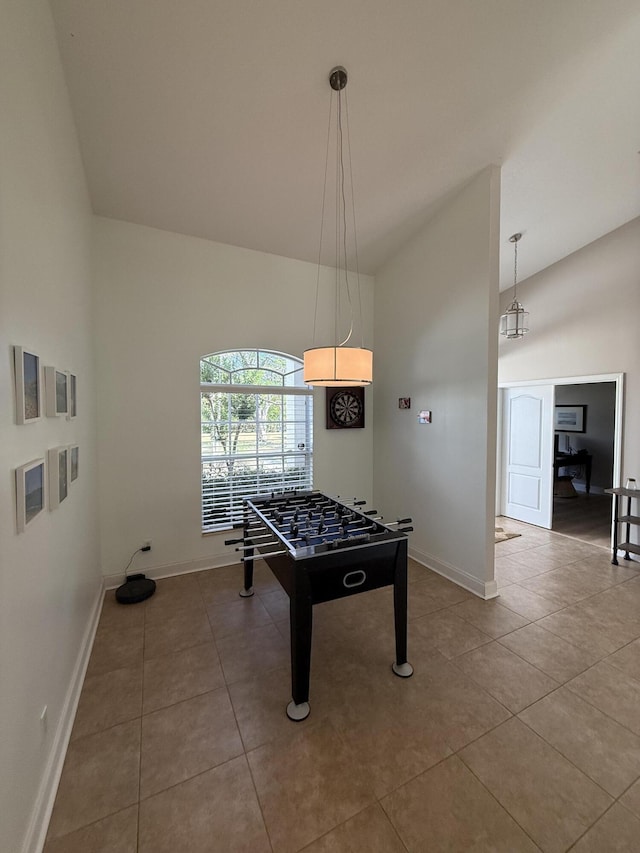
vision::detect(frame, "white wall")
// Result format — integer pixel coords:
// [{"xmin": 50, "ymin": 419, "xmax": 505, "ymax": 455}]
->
[
  {"xmin": 92, "ymin": 217, "xmax": 374, "ymax": 581},
  {"xmin": 499, "ymin": 217, "xmax": 640, "ymax": 490},
  {"xmin": 373, "ymin": 167, "xmax": 501, "ymax": 598},
  {"xmin": 0, "ymin": 2, "xmax": 100, "ymax": 851}
]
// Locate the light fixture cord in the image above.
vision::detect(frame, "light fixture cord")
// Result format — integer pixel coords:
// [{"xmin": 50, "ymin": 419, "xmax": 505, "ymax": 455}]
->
[
  {"xmin": 513, "ymin": 238, "xmax": 519, "ymax": 302},
  {"xmin": 337, "ymin": 86, "xmax": 355, "ymax": 347},
  {"xmin": 344, "ymin": 88, "xmax": 365, "ymax": 349},
  {"xmin": 311, "ymin": 91, "xmax": 334, "ymax": 347}
]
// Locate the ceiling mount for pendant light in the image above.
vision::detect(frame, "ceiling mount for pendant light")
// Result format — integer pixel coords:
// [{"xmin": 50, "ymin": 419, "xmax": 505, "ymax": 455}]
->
[
  {"xmin": 500, "ymin": 232, "xmax": 529, "ymax": 340},
  {"xmin": 303, "ymin": 66, "xmax": 372, "ymax": 387}
]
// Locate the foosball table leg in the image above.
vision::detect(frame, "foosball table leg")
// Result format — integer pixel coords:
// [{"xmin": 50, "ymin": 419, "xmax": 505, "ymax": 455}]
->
[
  {"xmin": 239, "ymin": 544, "xmax": 255, "ymax": 597},
  {"xmin": 392, "ymin": 540, "xmax": 414, "ymax": 679},
  {"xmin": 287, "ymin": 591, "xmax": 312, "ymax": 721}
]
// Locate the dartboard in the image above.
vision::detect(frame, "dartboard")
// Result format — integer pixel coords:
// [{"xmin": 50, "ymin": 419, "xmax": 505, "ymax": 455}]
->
[{"xmin": 326, "ymin": 387, "xmax": 365, "ymax": 429}]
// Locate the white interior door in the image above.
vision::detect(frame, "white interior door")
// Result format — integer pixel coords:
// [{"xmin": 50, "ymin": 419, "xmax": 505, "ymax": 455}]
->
[{"xmin": 502, "ymin": 385, "xmax": 554, "ymax": 528}]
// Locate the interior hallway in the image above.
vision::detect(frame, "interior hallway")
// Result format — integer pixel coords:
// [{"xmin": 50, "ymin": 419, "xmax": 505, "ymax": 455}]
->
[{"xmin": 44, "ymin": 523, "xmax": 640, "ymax": 852}]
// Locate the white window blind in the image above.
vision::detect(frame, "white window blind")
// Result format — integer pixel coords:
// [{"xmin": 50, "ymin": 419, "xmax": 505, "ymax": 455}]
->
[{"xmin": 201, "ymin": 351, "xmax": 313, "ymax": 532}]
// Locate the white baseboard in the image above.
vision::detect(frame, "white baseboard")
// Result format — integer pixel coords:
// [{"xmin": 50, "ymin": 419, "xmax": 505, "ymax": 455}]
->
[
  {"xmin": 103, "ymin": 554, "xmax": 237, "ymax": 590},
  {"xmin": 409, "ymin": 547, "xmax": 498, "ymax": 599},
  {"xmin": 22, "ymin": 579, "xmax": 105, "ymax": 853}
]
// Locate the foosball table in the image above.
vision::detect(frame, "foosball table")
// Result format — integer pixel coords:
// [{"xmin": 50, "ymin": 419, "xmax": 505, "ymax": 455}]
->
[{"xmin": 226, "ymin": 490, "xmax": 414, "ymax": 720}]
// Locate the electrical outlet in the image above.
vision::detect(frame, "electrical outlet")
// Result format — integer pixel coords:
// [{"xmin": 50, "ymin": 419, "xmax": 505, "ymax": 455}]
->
[{"xmin": 142, "ymin": 540, "xmax": 152, "ymax": 551}]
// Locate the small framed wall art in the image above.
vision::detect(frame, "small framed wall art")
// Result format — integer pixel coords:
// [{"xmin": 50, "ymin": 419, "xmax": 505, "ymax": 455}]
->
[
  {"xmin": 16, "ymin": 458, "xmax": 46, "ymax": 532},
  {"xmin": 44, "ymin": 367, "xmax": 68, "ymax": 417},
  {"xmin": 67, "ymin": 373, "xmax": 77, "ymax": 420},
  {"xmin": 68, "ymin": 444, "xmax": 79, "ymax": 484},
  {"xmin": 398, "ymin": 398, "xmax": 411, "ymax": 410},
  {"xmin": 48, "ymin": 446, "xmax": 69, "ymax": 509},
  {"xmin": 13, "ymin": 346, "xmax": 42, "ymax": 424}
]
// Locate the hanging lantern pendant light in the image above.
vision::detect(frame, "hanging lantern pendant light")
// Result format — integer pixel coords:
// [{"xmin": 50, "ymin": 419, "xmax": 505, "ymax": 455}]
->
[
  {"xmin": 303, "ymin": 67, "xmax": 373, "ymax": 386},
  {"xmin": 500, "ymin": 232, "xmax": 529, "ymax": 339}
]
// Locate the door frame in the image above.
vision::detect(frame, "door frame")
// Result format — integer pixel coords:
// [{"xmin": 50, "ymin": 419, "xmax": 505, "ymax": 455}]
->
[{"xmin": 497, "ymin": 373, "xmax": 624, "ymax": 523}]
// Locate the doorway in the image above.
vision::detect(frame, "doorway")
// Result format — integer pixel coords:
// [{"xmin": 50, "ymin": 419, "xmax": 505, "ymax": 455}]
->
[{"xmin": 497, "ymin": 373, "xmax": 624, "ymax": 546}]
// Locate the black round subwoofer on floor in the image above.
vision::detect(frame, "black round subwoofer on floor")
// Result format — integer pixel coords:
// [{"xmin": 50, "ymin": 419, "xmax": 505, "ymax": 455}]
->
[{"xmin": 115, "ymin": 573, "xmax": 156, "ymax": 604}]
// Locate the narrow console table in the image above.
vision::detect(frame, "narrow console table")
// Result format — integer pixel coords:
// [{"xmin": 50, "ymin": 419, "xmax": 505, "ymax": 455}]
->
[
  {"xmin": 554, "ymin": 453, "xmax": 592, "ymax": 494},
  {"xmin": 605, "ymin": 487, "xmax": 640, "ymax": 566}
]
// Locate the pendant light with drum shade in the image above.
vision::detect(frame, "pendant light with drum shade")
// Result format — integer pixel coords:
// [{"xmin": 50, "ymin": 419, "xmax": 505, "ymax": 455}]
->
[
  {"xmin": 303, "ymin": 67, "xmax": 372, "ymax": 386},
  {"xmin": 500, "ymin": 232, "xmax": 529, "ymax": 339}
]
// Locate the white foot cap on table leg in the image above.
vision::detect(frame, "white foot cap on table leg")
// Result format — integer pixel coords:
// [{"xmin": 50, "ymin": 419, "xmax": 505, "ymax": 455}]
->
[
  {"xmin": 392, "ymin": 661, "xmax": 414, "ymax": 678},
  {"xmin": 239, "ymin": 587, "xmax": 254, "ymax": 597},
  {"xmin": 286, "ymin": 700, "xmax": 310, "ymax": 721}
]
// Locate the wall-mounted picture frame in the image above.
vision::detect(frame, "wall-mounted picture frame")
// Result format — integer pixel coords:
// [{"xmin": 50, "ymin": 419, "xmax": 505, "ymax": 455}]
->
[
  {"xmin": 44, "ymin": 366, "xmax": 68, "ymax": 417},
  {"xmin": 16, "ymin": 458, "xmax": 46, "ymax": 532},
  {"xmin": 48, "ymin": 446, "xmax": 69, "ymax": 509},
  {"xmin": 68, "ymin": 444, "xmax": 79, "ymax": 484},
  {"xmin": 398, "ymin": 398, "xmax": 411, "ymax": 410},
  {"xmin": 554, "ymin": 405, "xmax": 587, "ymax": 433},
  {"xmin": 13, "ymin": 346, "xmax": 42, "ymax": 424},
  {"xmin": 67, "ymin": 373, "xmax": 77, "ymax": 420},
  {"xmin": 326, "ymin": 386, "xmax": 365, "ymax": 429}
]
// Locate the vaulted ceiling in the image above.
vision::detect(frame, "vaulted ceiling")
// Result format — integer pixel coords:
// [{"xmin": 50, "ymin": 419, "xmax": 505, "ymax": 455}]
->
[{"xmin": 50, "ymin": 0, "xmax": 640, "ymax": 288}]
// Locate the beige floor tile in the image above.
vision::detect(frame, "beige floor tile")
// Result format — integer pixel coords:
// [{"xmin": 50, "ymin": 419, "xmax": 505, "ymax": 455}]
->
[
  {"xmin": 536, "ymin": 608, "xmax": 622, "ymax": 659},
  {"xmin": 497, "ymin": 584, "xmax": 564, "ymax": 620},
  {"xmin": 143, "ymin": 573, "xmax": 203, "ymax": 620},
  {"xmin": 508, "ymin": 543, "xmax": 580, "ymax": 572},
  {"xmin": 455, "ymin": 642, "xmax": 558, "ymax": 713},
  {"xmin": 206, "ymin": 594, "xmax": 273, "ymax": 640},
  {"xmin": 566, "ymin": 661, "xmax": 640, "ymax": 735},
  {"xmin": 412, "ymin": 575, "xmax": 472, "ymax": 609},
  {"xmin": 299, "ymin": 804, "xmax": 406, "ymax": 853},
  {"xmin": 498, "ymin": 623, "xmax": 599, "ymax": 682},
  {"xmin": 406, "ymin": 580, "xmax": 456, "ymax": 619},
  {"xmin": 43, "ymin": 805, "xmax": 138, "ymax": 853},
  {"xmin": 259, "ymin": 588, "xmax": 290, "ymax": 622},
  {"xmin": 496, "ymin": 560, "xmax": 555, "ymax": 584},
  {"xmin": 519, "ymin": 567, "xmax": 611, "ymax": 606},
  {"xmin": 142, "ymin": 641, "xmax": 224, "ymax": 714},
  {"xmin": 197, "ymin": 564, "xmax": 249, "ymax": 606},
  {"xmin": 216, "ymin": 622, "xmax": 289, "ymax": 684},
  {"xmin": 381, "ymin": 755, "xmax": 539, "ymax": 852},
  {"xmin": 411, "ymin": 609, "xmax": 492, "ymax": 659},
  {"xmin": 570, "ymin": 802, "xmax": 640, "ymax": 852},
  {"xmin": 138, "ymin": 755, "xmax": 271, "ymax": 853},
  {"xmin": 87, "ymin": 624, "xmax": 144, "ymax": 678},
  {"xmin": 143, "ymin": 607, "xmax": 213, "ymax": 660},
  {"xmin": 140, "ymin": 688, "xmax": 243, "ymax": 798},
  {"xmin": 404, "ymin": 662, "xmax": 512, "ymax": 752},
  {"xmin": 519, "ymin": 687, "xmax": 640, "ymax": 796},
  {"xmin": 449, "ymin": 598, "xmax": 530, "ymax": 638},
  {"xmin": 47, "ymin": 720, "xmax": 140, "ymax": 840},
  {"xmin": 247, "ymin": 718, "xmax": 376, "ymax": 853},
  {"xmin": 605, "ymin": 639, "xmax": 640, "ymax": 682},
  {"xmin": 620, "ymin": 778, "xmax": 640, "ymax": 819},
  {"xmin": 72, "ymin": 666, "xmax": 142, "ymax": 740},
  {"xmin": 459, "ymin": 717, "xmax": 612, "ymax": 853},
  {"xmin": 98, "ymin": 591, "xmax": 146, "ymax": 631},
  {"xmin": 228, "ymin": 665, "xmax": 321, "ymax": 751},
  {"xmin": 328, "ymin": 677, "xmax": 452, "ymax": 798}
]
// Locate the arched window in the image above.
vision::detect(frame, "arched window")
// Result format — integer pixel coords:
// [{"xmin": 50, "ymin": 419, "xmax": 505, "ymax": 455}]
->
[{"xmin": 200, "ymin": 350, "xmax": 313, "ymax": 531}]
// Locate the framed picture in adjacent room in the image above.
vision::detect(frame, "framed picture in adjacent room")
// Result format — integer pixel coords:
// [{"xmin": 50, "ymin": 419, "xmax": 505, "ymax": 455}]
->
[
  {"xmin": 44, "ymin": 366, "xmax": 68, "ymax": 417},
  {"xmin": 554, "ymin": 405, "xmax": 586, "ymax": 433},
  {"xmin": 13, "ymin": 346, "xmax": 42, "ymax": 424},
  {"xmin": 16, "ymin": 458, "xmax": 46, "ymax": 532},
  {"xmin": 48, "ymin": 446, "xmax": 69, "ymax": 509},
  {"xmin": 67, "ymin": 373, "xmax": 77, "ymax": 420},
  {"xmin": 68, "ymin": 444, "xmax": 79, "ymax": 484}
]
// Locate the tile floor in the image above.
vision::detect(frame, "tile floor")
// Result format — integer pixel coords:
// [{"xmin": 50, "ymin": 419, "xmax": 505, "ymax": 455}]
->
[{"xmin": 44, "ymin": 521, "xmax": 640, "ymax": 852}]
